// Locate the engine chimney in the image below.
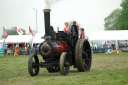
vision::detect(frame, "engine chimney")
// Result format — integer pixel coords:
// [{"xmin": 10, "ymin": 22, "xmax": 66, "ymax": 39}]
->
[{"xmin": 43, "ymin": 9, "xmax": 51, "ymax": 36}]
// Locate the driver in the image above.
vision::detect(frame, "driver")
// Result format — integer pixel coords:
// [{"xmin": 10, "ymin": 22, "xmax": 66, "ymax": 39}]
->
[
  {"xmin": 71, "ymin": 21, "xmax": 79, "ymax": 35},
  {"xmin": 73, "ymin": 21, "xmax": 79, "ymax": 30},
  {"xmin": 68, "ymin": 21, "xmax": 79, "ymax": 34}
]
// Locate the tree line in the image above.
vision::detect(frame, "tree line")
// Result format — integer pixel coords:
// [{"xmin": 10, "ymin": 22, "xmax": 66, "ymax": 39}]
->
[
  {"xmin": 2, "ymin": 27, "xmax": 37, "ymax": 38},
  {"xmin": 104, "ymin": 0, "xmax": 128, "ymax": 30}
]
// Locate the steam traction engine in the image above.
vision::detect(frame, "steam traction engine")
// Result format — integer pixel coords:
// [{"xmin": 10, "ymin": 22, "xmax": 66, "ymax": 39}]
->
[{"xmin": 28, "ymin": 9, "xmax": 92, "ymax": 76}]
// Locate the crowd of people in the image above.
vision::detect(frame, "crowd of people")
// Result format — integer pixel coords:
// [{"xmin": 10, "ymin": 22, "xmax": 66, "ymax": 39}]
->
[
  {"xmin": 2, "ymin": 43, "xmax": 31, "ymax": 56},
  {"xmin": 91, "ymin": 41, "xmax": 119, "ymax": 53}
]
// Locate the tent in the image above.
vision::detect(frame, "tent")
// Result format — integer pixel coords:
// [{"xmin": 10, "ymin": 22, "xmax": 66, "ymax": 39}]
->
[
  {"xmin": 5, "ymin": 35, "xmax": 33, "ymax": 43},
  {"xmin": 89, "ymin": 30, "xmax": 128, "ymax": 41},
  {"xmin": 0, "ymin": 40, "xmax": 4, "ymax": 48},
  {"xmin": 32, "ymin": 33, "xmax": 45, "ymax": 44},
  {"xmin": 17, "ymin": 35, "xmax": 33, "ymax": 43}
]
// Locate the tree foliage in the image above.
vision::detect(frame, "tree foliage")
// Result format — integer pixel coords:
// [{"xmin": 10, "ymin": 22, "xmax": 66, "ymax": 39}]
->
[
  {"xmin": 118, "ymin": 0, "xmax": 128, "ymax": 30},
  {"xmin": 20, "ymin": 29, "xmax": 26, "ymax": 35},
  {"xmin": 2, "ymin": 27, "xmax": 26, "ymax": 38},
  {"xmin": 104, "ymin": 8, "xmax": 121, "ymax": 30},
  {"xmin": 68, "ymin": 20, "xmax": 81, "ymax": 28}
]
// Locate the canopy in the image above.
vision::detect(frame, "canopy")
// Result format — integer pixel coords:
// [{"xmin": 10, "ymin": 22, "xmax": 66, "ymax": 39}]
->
[
  {"xmin": 0, "ymin": 40, "xmax": 4, "ymax": 43},
  {"xmin": 0, "ymin": 40, "xmax": 4, "ymax": 48},
  {"xmin": 89, "ymin": 30, "xmax": 128, "ymax": 41},
  {"xmin": 5, "ymin": 35, "xmax": 33, "ymax": 43},
  {"xmin": 32, "ymin": 33, "xmax": 45, "ymax": 43}
]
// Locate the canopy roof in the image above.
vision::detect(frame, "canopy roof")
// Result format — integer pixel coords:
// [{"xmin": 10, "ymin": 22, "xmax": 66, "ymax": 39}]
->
[
  {"xmin": 89, "ymin": 30, "xmax": 128, "ymax": 41},
  {"xmin": 0, "ymin": 40, "xmax": 4, "ymax": 43},
  {"xmin": 32, "ymin": 33, "xmax": 44, "ymax": 43},
  {"xmin": 5, "ymin": 35, "xmax": 33, "ymax": 43}
]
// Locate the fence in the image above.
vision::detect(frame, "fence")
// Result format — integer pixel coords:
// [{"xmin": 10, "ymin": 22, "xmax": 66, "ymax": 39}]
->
[{"xmin": 0, "ymin": 48, "xmax": 4, "ymax": 56}]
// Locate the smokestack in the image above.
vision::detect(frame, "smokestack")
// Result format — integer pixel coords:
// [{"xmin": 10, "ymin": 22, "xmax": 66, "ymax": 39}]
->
[{"xmin": 43, "ymin": 9, "xmax": 51, "ymax": 36}]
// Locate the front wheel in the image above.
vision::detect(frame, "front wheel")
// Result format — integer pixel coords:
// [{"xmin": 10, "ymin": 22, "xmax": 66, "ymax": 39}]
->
[
  {"xmin": 60, "ymin": 52, "xmax": 70, "ymax": 75},
  {"xmin": 28, "ymin": 54, "xmax": 39, "ymax": 76}
]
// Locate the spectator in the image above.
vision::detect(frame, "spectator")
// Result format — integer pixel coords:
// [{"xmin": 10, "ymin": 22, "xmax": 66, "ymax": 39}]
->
[
  {"xmin": 97, "ymin": 43, "xmax": 101, "ymax": 48},
  {"xmin": 3, "ymin": 43, "xmax": 8, "ymax": 56},
  {"xmin": 63, "ymin": 22, "xmax": 69, "ymax": 33},
  {"xmin": 26, "ymin": 47, "xmax": 29, "ymax": 55},
  {"xmin": 14, "ymin": 47, "xmax": 19, "ymax": 56},
  {"xmin": 27, "ymin": 43, "xmax": 30, "ymax": 49},
  {"xmin": 94, "ymin": 42, "xmax": 97, "ymax": 51},
  {"xmin": 112, "ymin": 42, "xmax": 115, "ymax": 50},
  {"xmin": 7, "ymin": 46, "xmax": 12, "ymax": 55},
  {"xmin": 80, "ymin": 28, "xmax": 85, "ymax": 39},
  {"xmin": 22, "ymin": 46, "xmax": 27, "ymax": 55},
  {"xmin": 107, "ymin": 41, "xmax": 110, "ymax": 48},
  {"xmin": 91, "ymin": 42, "xmax": 94, "ymax": 50},
  {"xmin": 16, "ymin": 43, "xmax": 19, "ymax": 47},
  {"xmin": 103, "ymin": 42, "xmax": 107, "ymax": 49}
]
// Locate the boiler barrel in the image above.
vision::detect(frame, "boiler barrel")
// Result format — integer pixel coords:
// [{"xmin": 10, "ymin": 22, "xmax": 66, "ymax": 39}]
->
[
  {"xmin": 39, "ymin": 41, "xmax": 67, "ymax": 57},
  {"xmin": 54, "ymin": 41, "xmax": 67, "ymax": 56}
]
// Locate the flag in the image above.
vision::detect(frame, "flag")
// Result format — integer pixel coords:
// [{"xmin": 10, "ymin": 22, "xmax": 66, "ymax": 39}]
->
[
  {"xmin": 17, "ymin": 27, "xmax": 23, "ymax": 35},
  {"xmin": 3, "ymin": 27, "xmax": 8, "ymax": 38},
  {"xmin": 29, "ymin": 26, "xmax": 34, "ymax": 36}
]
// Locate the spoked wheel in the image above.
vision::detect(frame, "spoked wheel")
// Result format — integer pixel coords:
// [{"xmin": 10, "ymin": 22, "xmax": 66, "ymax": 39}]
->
[
  {"xmin": 28, "ymin": 54, "xmax": 39, "ymax": 76},
  {"xmin": 47, "ymin": 67, "xmax": 60, "ymax": 73},
  {"xmin": 75, "ymin": 39, "xmax": 92, "ymax": 72},
  {"xmin": 60, "ymin": 52, "xmax": 70, "ymax": 75}
]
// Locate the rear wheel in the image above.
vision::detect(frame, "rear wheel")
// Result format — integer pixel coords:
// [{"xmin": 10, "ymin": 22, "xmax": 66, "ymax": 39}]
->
[
  {"xmin": 60, "ymin": 52, "xmax": 70, "ymax": 75},
  {"xmin": 75, "ymin": 39, "xmax": 92, "ymax": 72},
  {"xmin": 28, "ymin": 54, "xmax": 39, "ymax": 76}
]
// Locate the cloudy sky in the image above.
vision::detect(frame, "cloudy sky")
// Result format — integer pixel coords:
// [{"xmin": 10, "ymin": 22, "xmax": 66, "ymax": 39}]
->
[{"xmin": 0, "ymin": 0, "xmax": 122, "ymax": 38}]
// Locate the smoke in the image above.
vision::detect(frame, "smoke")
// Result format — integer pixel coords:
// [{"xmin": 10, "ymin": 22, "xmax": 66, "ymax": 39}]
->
[{"xmin": 44, "ymin": 0, "xmax": 63, "ymax": 9}]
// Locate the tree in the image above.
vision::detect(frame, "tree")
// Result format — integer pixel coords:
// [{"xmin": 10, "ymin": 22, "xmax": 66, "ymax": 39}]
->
[
  {"xmin": 1, "ymin": 27, "xmax": 26, "ymax": 38},
  {"xmin": 68, "ymin": 20, "xmax": 81, "ymax": 28},
  {"xmin": 118, "ymin": 0, "xmax": 128, "ymax": 30},
  {"xmin": 20, "ymin": 29, "xmax": 26, "ymax": 35},
  {"xmin": 104, "ymin": 8, "xmax": 121, "ymax": 30}
]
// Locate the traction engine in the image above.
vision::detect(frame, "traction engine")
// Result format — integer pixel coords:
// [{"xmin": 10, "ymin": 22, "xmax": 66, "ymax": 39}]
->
[{"xmin": 28, "ymin": 9, "xmax": 92, "ymax": 76}]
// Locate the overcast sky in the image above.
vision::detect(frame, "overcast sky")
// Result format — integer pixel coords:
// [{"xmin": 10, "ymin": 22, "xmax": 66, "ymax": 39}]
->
[{"xmin": 0, "ymin": 0, "xmax": 122, "ymax": 38}]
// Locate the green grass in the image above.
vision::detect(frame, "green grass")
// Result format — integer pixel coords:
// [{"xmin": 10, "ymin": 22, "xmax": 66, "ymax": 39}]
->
[{"xmin": 0, "ymin": 53, "xmax": 128, "ymax": 85}]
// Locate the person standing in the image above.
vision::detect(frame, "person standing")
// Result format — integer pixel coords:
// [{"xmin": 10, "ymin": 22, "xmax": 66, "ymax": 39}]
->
[
  {"xmin": 103, "ymin": 42, "xmax": 107, "ymax": 49},
  {"xmin": 63, "ymin": 22, "xmax": 69, "ymax": 33},
  {"xmin": 3, "ymin": 43, "xmax": 8, "ymax": 56},
  {"xmin": 107, "ymin": 41, "xmax": 110, "ymax": 48},
  {"xmin": 73, "ymin": 21, "xmax": 79, "ymax": 30},
  {"xmin": 80, "ymin": 28, "xmax": 85, "ymax": 39},
  {"xmin": 94, "ymin": 42, "xmax": 97, "ymax": 51},
  {"xmin": 112, "ymin": 42, "xmax": 115, "ymax": 50}
]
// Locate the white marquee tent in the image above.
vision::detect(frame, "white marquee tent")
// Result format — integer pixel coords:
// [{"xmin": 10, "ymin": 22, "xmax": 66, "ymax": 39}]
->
[
  {"xmin": 5, "ymin": 35, "xmax": 33, "ymax": 43},
  {"xmin": 32, "ymin": 33, "xmax": 45, "ymax": 44},
  {"xmin": 89, "ymin": 30, "xmax": 128, "ymax": 41},
  {"xmin": 0, "ymin": 40, "xmax": 4, "ymax": 48}
]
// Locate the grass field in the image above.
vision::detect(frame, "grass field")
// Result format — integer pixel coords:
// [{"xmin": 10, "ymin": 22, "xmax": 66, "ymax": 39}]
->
[{"xmin": 0, "ymin": 53, "xmax": 128, "ymax": 85}]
